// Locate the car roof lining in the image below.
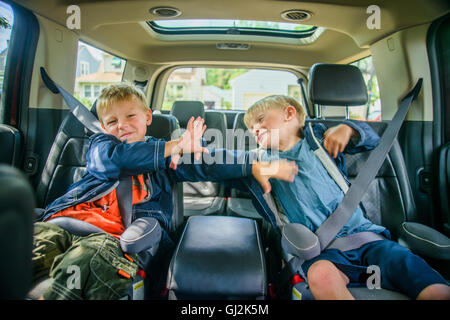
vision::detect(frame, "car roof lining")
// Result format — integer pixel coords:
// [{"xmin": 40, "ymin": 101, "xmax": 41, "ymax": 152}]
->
[{"xmin": 10, "ymin": 0, "xmax": 450, "ymax": 67}]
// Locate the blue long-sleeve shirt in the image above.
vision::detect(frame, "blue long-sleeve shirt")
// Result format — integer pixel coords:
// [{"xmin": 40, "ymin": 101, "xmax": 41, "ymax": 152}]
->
[{"xmin": 261, "ymin": 120, "xmax": 387, "ymax": 239}]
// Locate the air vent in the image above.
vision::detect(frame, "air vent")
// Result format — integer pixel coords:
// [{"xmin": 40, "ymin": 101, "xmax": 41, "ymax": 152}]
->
[
  {"xmin": 149, "ymin": 7, "xmax": 181, "ymax": 18},
  {"xmin": 281, "ymin": 10, "xmax": 312, "ymax": 22}
]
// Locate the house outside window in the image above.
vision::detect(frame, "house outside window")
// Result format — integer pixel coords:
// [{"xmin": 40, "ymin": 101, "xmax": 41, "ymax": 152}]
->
[
  {"xmin": 74, "ymin": 42, "xmax": 126, "ymax": 108},
  {"xmin": 84, "ymin": 85, "xmax": 91, "ymax": 98},
  {"xmin": 162, "ymin": 67, "xmax": 302, "ymax": 111},
  {"xmin": 80, "ymin": 61, "xmax": 89, "ymax": 76},
  {"xmin": 93, "ymin": 85, "xmax": 101, "ymax": 97}
]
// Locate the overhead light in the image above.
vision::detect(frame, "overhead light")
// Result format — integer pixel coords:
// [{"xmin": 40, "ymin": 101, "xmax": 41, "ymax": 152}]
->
[
  {"xmin": 281, "ymin": 10, "xmax": 312, "ymax": 22},
  {"xmin": 149, "ymin": 6, "xmax": 182, "ymax": 18},
  {"xmin": 216, "ymin": 43, "xmax": 250, "ymax": 50}
]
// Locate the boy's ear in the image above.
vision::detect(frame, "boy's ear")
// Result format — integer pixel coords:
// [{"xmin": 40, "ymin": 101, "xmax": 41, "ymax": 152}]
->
[
  {"xmin": 284, "ymin": 105, "xmax": 297, "ymax": 121},
  {"xmin": 146, "ymin": 109, "xmax": 153, "ymax": 126}
]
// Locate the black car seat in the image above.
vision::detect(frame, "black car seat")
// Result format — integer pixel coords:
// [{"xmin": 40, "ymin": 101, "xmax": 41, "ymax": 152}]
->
[
  {"xmin": 0, "ymin": 165, "xmax": 34, "ymax": 299},
  {"xmin": 0, "ymin": 124, "xmax": 22, "ymax": 167},
  {"xmin": 170, "ymin": 101, "xmax": 226, "ymax": 218}
]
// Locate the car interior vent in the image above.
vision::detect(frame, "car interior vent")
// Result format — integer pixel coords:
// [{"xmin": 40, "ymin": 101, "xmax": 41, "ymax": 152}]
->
[
  {"xmin": 216, "ymin": 43, "xmax": 250, "ymax": 50},
  {"xmin": 281, "ymin": 10, "xmax": 312, "ymax": 22},
  {"xmin": 149, "ymin": 7, "xmax": 182, "ymax": 18}
]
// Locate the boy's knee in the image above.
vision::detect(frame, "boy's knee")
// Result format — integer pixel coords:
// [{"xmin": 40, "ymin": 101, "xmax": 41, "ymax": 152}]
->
[
  {"xmin": 307, "ymin": 260, "xmax": 348, "ymax": 290},
  {"xmin": 417, "ymin": 284, "xmax": 450, "ymax": 300}
]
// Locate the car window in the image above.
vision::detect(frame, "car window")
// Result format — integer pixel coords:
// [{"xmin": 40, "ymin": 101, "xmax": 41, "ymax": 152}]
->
[
  {"xmin": 351, "ymin": 56, "xmax": 381, "ymax": 121},
  {"xmin": 0, "ymin": 1, "xmax": 13, "ymax": 121},
  {"xmin": 74, "ymin": 41, "xmax": 126, "ymax": 109},
  {"xmin": 161, "ymin": 67, "xmax": 303, "ymax": 111},
  {"xmin": 320, "ymin": 56, "xmax": 381, "ymax": 121}
]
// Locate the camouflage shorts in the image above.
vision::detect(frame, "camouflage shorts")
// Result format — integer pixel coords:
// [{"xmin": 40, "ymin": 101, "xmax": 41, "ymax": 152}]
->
[{"xmin": 33, "ymin": 222, "xmax": 139, "ymax": 300}]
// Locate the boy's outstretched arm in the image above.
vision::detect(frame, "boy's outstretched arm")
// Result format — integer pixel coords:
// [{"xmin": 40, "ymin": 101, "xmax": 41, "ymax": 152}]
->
[
  {"xmin": 86, "ymin": 116, "xmax": 208, "ymax": 180},
  {"xmin": 167, "ymin": 116, "xmax": 298, "ymax": 190},
  {"xmin": 167, "ymin": 147, "xmax": 298, "ymax": 191}
]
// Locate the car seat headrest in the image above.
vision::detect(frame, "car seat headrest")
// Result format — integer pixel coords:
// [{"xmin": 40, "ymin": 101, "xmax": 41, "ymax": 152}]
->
[
  {"xmin": 308, "ymin": 63, "xmax": 368, "ymax": 106},
  {"xmin": 147, "ymin": 113, "xmax": 180, "ymax": 141},
  {"xmin": 170, "ymin": 101, "xmax": 205, "ymax": 128}
]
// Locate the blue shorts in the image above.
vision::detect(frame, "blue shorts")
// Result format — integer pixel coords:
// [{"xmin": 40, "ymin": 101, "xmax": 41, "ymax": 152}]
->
[{"xmin": 301, "ymin": 240, "xmax": 447, "ymax": 299}]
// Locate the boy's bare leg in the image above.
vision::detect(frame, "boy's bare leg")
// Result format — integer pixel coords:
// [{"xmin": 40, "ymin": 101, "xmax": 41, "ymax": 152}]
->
[
  {"xmin": 307, "ymin": 260, "xmax": 355, "ymax": 300},
  {"xmin": 417, "ymin": 284, "xmax": 450, "ymax": 300}
]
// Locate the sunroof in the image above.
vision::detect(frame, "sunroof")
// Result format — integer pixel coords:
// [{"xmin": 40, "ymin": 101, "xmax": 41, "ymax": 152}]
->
[{"xmin": 148, "ymin": 19, "xmax": 317, "ymax": 38}]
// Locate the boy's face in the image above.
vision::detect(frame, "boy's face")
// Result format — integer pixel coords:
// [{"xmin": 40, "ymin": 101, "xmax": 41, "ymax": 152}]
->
[
  {"xmin": 249, "ymin": 108, "xmax": 286, "ymax": 149},
  {"xmin": 101, "ymin": 98, "xmax": 152, "ymax": 143}
]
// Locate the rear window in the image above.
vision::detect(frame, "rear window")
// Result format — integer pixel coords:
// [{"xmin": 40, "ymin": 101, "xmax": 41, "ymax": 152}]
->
[
  {"xmin": 74, "ymin": 41, "xmax": 126, "ymax": 109},
  {"xmin": 161, "ymin": 67, "xmax": 303, "ymax": 111}
]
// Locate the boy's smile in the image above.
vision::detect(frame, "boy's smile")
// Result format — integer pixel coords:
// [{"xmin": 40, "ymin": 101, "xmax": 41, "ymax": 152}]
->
[
  {"xmin": 250, "ymin": 109, "xmax": 283, "ymax": 149},
  {"xmin": 100, "ymin": 98, "xmax": 152, "ymax": 143},
  {"xmin": 250, "ymin": 108, "xmax": 301, "ymax": 151},
  {"xmin": 256, "ymin": 130, "xmax": 267, "ymax": 145},
  {"xmin": 251, "ymin": 108, "xmax": 299, "ymax": 151}
]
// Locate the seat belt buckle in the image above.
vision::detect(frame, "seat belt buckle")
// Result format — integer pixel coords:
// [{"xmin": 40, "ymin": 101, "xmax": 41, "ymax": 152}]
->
[{"xmin": 23, "ymin": 153, "xmax": 39, "ymax": 176}]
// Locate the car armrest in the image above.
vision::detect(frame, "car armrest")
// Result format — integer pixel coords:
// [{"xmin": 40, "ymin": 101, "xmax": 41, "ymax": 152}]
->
[
  {"xmin": 47, "ymin": 217, "xmax": 105, "ymax": 236},
  {"xmin": 120, "ymin": 217, "xmax": 162, "ymax": 254},
  {"xmin": 281, "ymin": 223, "xmax": 321, "ymax": 261},
  {"xmin": 398, "ymin": 222, "xmax": 450, "ymax": 260}
]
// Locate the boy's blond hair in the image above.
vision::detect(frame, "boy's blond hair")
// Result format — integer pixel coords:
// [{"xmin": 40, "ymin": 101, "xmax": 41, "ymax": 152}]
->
[
  {"xmin": 96, "ymin": 83, "xmax": 148, "ymax": 124},
  {"xmin": 244, "ymin": 95, "xmax": 306, "ymax": 130}
]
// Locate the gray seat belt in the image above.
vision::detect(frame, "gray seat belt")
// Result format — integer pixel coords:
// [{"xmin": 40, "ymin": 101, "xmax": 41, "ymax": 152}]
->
[
  {"xmin": 315, "ymin": 79, "xmax": 423, "ymax": 251},
  {"xmin": 117, "ymin": 176, "xmax": 133, "ymax": 228},
  {"xmin": 40, "ymin": 67, "xmax": 103, "ymax": 134},
  {"xmin": 40, "ymin": 67, "xmax": 133, "ymax": 225}
]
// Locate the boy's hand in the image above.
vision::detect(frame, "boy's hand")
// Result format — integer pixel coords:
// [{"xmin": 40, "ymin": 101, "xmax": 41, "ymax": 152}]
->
[
  {"xmin": 169, "ymin": 116, "xmax": 209, "ymax": 170},
  {"xmin": 323, "ymin": 124, "xmax": 359, "ymax": 159},
  {"xmin": 252, "ymin": 160, "xmax": 298, "ymax": 194}
]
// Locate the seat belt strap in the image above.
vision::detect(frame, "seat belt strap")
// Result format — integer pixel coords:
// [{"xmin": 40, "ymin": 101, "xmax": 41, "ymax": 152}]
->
[
  {"xmin": 306, "ymin": 122, "xmax": 349, "ymax": 193},
  {"xmin": 116, "ymin": 176, "xmax": 133, "ymax": 228},
  {"xmin": 316, "ymin": 79, "xmax": 423, "ymax": 251},
  {"xmin": 326, "ymin": 231, "xmax": 385, "ymax": 251},
  {"xmin": 297, "ymin": 78, "xmax": 311, "ymax": 118},
  {"xmin": 40, "ymin": 67, "xmax": 103, "ymax": 134}
]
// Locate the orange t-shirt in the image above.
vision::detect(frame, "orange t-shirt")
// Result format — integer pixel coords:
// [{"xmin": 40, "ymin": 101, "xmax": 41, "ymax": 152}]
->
[{"xmin": 47, "ymin": 175, "xmax": 148, "ymax": 239}]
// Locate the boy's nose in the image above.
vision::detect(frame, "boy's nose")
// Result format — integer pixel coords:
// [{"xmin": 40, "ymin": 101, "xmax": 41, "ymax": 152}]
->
[
  {"xmin": 252, "ymin": 123, "xmax": 261, "ymax": 135},
  {"xmin": 117, "ymin": 119, "xmax": 127, "ymax": 129},
  {"xmin": 117, "ymin": 119, "xmax": 127, "ymax": 127}
]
